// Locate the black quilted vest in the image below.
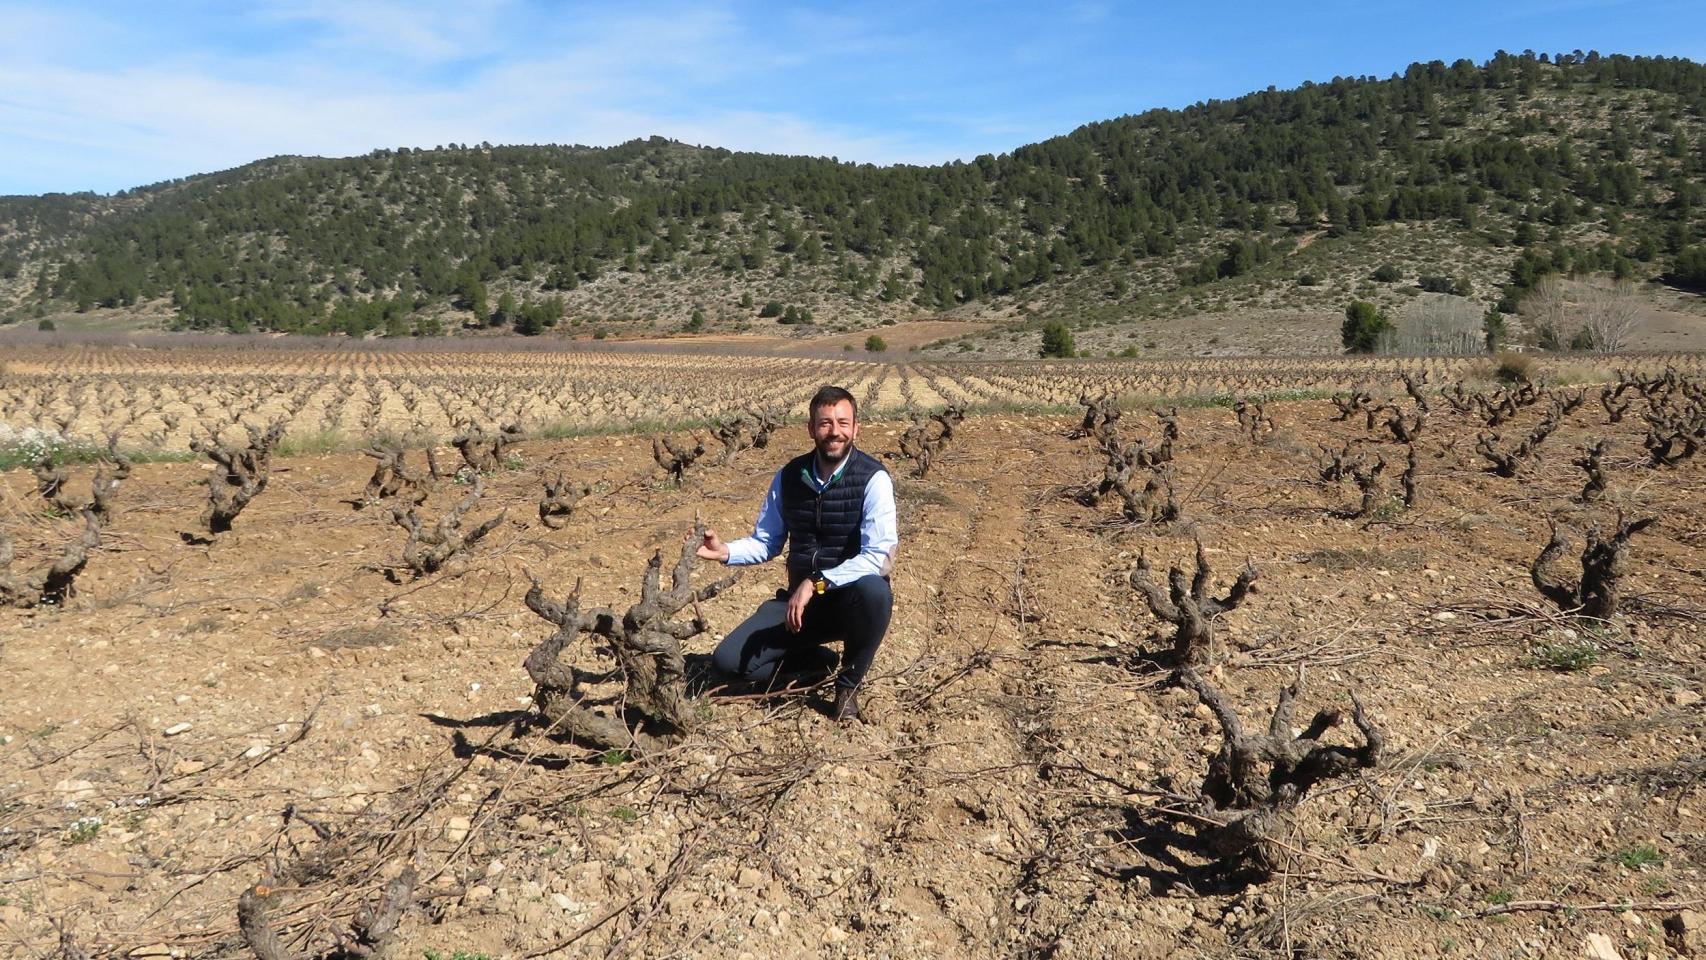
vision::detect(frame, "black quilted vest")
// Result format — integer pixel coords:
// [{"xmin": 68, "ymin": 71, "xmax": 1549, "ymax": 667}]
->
[{"xmin": 780, "ymin": 447, "xmax": 886, "ymax": 578}]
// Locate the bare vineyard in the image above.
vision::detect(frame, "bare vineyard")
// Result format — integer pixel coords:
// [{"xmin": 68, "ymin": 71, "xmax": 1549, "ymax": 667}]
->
[
  {"xmin": 13, "ymin": 346, "xmax": 1704, "ymax": 454},
  {"xmin": 1, "ymin": 346, "xmax": 1705, "ymax": 960}
]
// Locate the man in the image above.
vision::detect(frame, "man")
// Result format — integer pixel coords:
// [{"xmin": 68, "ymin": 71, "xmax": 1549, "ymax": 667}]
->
[{"xmin": 699, "ymin": 385, "xmax": 896, "ymax": 722}]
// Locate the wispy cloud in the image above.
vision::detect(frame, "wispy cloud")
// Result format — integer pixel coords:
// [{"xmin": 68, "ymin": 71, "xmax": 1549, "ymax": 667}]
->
[{"xmin": 2, "ymin": 0, "xmax": 1701, "ymax": 194}]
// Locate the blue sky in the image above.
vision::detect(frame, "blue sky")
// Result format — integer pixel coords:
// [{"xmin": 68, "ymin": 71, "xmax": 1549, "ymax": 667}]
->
[{"xmin": 2, "ymin": 0, "xmax": 1702, "ymax": 196}]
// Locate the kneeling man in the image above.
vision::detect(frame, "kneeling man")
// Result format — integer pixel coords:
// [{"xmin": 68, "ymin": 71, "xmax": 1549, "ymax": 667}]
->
[{"xmin": 698, "ymin": 385, "xmax": 896, "ymax": 721}]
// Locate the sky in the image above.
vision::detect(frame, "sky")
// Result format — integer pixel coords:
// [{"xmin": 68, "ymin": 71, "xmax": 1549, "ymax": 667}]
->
[{"xmin": 2, "ymin": 0, "xmax": 1703, "ymax": 196}]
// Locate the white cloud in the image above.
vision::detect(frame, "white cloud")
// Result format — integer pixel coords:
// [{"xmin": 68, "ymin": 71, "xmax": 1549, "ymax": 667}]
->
[
  {"xmin": 251, "ymin": 0, "xmax": 518, "ymax": 63},
  {"xmin": 0, "ymin": 1, "xmax": 1016, "ymax": 193}
]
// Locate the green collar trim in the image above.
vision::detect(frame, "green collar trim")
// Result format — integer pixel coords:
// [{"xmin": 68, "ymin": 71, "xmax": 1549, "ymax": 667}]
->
[{"xmin": 803, "ymin": 451, "xmax": 853, "ymax": 490}]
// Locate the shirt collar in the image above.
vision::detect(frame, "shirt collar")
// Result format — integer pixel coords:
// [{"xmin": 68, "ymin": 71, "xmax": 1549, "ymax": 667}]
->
[{"xmin": 804, "ymin": 449, "xmax": 853, "ymax": 490}]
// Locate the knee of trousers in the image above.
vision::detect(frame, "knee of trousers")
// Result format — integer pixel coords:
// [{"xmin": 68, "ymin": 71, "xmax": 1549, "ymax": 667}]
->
[
  {"xmin": 711, "ymin": 631, "xmax": 755, "ymax": 677},
  {"xmin": 845, "ymin": 574, "xmax": 893, "ymax": 610}
]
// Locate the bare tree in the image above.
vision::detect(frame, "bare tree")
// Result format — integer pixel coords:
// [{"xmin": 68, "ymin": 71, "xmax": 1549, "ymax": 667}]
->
[
  {"xmin": 1390, "ymin": 297, "xmax": 1485, "ymax": 356},
  {"xmin": 1520, "ymin": 274, "xmax": 1572, "ymax": 349},
  {"xmin": 1579, "ymin": 278, "xmax": 1641, "ymax": 354}
]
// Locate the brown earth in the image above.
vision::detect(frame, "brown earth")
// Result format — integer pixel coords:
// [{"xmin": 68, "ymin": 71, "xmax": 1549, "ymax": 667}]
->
[{"xmin": 1, "ymin": 372, "xmax": 1704, "ymax": 960}]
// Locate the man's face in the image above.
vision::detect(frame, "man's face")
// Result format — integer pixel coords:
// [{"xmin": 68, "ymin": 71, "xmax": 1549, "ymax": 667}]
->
[{"xmin": 807, "ymin": 400, "xmax": 859, "ymax": 462}]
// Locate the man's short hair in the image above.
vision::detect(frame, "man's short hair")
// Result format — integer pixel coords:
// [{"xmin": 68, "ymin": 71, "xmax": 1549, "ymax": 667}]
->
[{"xmin": 808, "ymin": 385, "xmax": 857, "ymax": 420}]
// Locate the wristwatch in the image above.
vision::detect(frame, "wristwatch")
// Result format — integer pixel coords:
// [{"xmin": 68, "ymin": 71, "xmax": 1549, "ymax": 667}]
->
[{"xmin": 811, "ymin": 574, "xmax": 829, "ymax": 595}]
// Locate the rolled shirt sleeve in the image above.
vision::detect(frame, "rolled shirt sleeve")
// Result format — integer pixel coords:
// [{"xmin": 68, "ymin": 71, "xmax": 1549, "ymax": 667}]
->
[
  {"xmin": 820, "ymin": 470, "xmax": 897, "ymax": 587},
  {"xmin": 724, "ymin": 469, "xmax": 786, "ymax": 566}
]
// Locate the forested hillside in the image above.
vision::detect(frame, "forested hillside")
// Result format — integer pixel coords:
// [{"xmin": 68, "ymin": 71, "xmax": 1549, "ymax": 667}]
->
[{"xmin": 3, "ymin": 50, "xmax": 1704, "ymax": 346}]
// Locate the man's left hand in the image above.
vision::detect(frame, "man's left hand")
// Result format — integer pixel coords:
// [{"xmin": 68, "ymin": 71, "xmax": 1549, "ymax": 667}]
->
[{"xmin": 785, "ymin": 578, "xmax": 814, "ymax": 632}]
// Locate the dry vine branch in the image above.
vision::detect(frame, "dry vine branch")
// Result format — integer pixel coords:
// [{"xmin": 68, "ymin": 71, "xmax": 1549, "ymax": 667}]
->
[
  {"xmin": 1400, "ymin": 444, "xmax": 1420, "ymax": 509},
  {"xmin": 1233, "ymin": 400, "xmax": 1275, "ymax": 442},
  {"xmin": 1129, "ymin": 540, "xmax": 1257, "ymax": 667},
  {"xmin": 521, "ymin": 523, "xmax": 739, "ymax": 753},
  {"xmin": 1384, "ymin": 405, "xmax": 1425, "ymax": 443},
  {"xmin": 1181, "ymin": 668, "xmax": 1384, "ymax": 878},
  {"xmin": 710, "ymin": 414, "xmax": 749, "ymax": 464},
  {"xmin": 451, "ymin": 421, "xmax": 523, "ymax": 473},
  {"xmin": 539, "ymin": 471, "xmax": 592, "ymax": 529},
  {"xmin": 389, "ymin": 476, "xmax": 506, "ymax": 577},
  {"xmin": 1400, "ymin": 371, "xmax": 1431, "ymax": 413},
  {"xmin": 652, "ymin": 435, "xmax": 708, "ymax": 482},
  {"xmin": 1574, "ymin": 440, "xmax": 1609, "ymax": 503},
  {"xmin": 360, "ymin": 443, "xmax": 430, "ymax": 507},
  {"xmin": 1476, "ymin": 432, "xmax": 1530, "ymax": 478},
  {"xmin": 239, "ymin": 860, "xmax": 418, "ymax": 960},
  {"xmin": 1070, "ymin": 392, "xmax": 1121, "ymax": 440},
  {"xmin": 191, "ymin": 421, "xmax": 286, "ymax": 534},
  {"xmin": 897, "ymin": 405, "xmax": 966, "ymax": 479},
  {"xmin": 1531, "ymin": 514, "xmax": 1657, "ymax": 620},
  {"xmin": 1345, "ymin": 455, "xmax": 1389, "ymax": 519},
  {"xmin": 0, "ymin": 509, "xmax": 102, "ymax": 608}
]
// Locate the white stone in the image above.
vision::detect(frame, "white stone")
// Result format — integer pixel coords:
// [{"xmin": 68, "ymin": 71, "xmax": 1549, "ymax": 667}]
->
[
  {"xmin": 55, "ymin": 779, "xmax": 97, "ymax": 801},
  {"xmin": 163, "ymin": 722, "xmax": 193, "ymax": 737},
  {"xmin": 444, "ymin": 816, "xmax": 472, "ymax": 844}
]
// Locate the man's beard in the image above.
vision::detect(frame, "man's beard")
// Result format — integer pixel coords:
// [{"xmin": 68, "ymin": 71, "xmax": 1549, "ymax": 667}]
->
[{"xmin": 816, "ymin": 436, "xmax": 851, "ymax": 465}]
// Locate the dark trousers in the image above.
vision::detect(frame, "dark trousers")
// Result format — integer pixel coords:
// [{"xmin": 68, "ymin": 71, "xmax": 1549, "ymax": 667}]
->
[{"xmin": 711, "ymin": 575, "xmax": 893, "ymax": 692}]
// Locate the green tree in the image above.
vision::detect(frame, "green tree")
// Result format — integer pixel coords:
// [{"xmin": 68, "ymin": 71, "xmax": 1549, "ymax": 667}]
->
[
  {"xmin": 454, "ymin": 270, "xmax": 488, "ymax": 321},
  {"xmin": 492, "ymin": 291, "xmax": 516, "ymax": 327},
  {"xmin": 1673, "ymin": 245, "xmax": 1706, "ymax": 288},
  {"xmin": 1039, "ymin": 321, "xmax": 1075, "ymax": 358},
  {"xmin": 864, "ymin": 334, "xmax": 887, "ymax": 352},
  {"xmin": 1482, "ymin": 305, "xmax": 1507, "ymax": 351},
  {"xmin": 1341, "ymin": 301, "xmax": 1392, "ymax": 353}
]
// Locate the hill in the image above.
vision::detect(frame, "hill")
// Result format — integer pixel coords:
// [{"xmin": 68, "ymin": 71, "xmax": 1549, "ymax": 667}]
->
[{"xmin": 3, "ymin": 50, "xmax": 1705, "ymax": 354}]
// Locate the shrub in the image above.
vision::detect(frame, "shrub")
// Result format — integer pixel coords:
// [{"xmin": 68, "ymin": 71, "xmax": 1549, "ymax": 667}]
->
[
  {"xmin": 37, "ymin": 318, "xmax": 55, "ymax": 331},
  {"xmin": 1493, "ymin": 351, "xmax": 1535, "ymax": 383},
  {"xmin": 1523, "ymin": 638, "xmax": 1598, "ymax": 671},
  {"xmin": 1372, "ymin": 264, "xmax": 1403, "ymax": 282},
  {"xmin": 758, "ymin": 300, "xmax": 782, "ymax": 318},
  {"xmin": 1298, "ymin": 273, "xmax": 1319, "ymax": 286},
  {"xmin": 1039, "ymin": 321, "xmax": 1075, "ymax": 358},
  {"xmin": 1341, "ymin": 301, "xmax": 1392, "ymax": 353},
  {"xmin": 1673, "ymin": 245, "xmax": 1706, "ymax": 288},
  {"xmin": 864, "ymin": 334, "xmax": 887, "ymax": 352}
]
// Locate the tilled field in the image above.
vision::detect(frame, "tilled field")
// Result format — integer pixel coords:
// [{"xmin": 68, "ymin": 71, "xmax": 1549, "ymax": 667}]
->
[
  {"xmin": 15, "ymin": 345, "xmax": 1699, "ymax": 453},
  {"xmin": 1, "ymin": 364, "xmax": 1704, "ymax": 960}
]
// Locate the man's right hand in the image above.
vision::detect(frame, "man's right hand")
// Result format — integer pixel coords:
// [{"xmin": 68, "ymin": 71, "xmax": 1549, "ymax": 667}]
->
[{"xmin": 696, "ymin": 528, "xmax": 729, "ymax": 563}]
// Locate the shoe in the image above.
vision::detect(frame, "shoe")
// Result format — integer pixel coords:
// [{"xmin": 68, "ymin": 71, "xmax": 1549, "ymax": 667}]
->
[{"xmin": 831, "ymin": 687, "xmax": 861, "ymax": 722}]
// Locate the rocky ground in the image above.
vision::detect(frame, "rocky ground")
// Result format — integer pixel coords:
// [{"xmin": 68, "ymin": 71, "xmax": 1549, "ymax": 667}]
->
[{"xmin": 1, "ymin": 366, "xmax": 1703, "ymax": 960}]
